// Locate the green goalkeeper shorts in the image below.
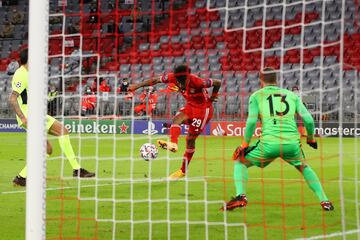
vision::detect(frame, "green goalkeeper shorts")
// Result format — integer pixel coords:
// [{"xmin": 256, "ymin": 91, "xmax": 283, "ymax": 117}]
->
[
  {"xmin": 16, "ymin": 105, "xmax": 56, "ymax": 131},
  {"xmin": 244, "ymin": 140, "xmax": 305, "ymax": 168}
]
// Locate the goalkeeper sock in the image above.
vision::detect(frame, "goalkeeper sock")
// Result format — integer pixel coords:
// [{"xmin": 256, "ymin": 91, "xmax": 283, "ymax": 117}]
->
[
  {"xmin": 180, "ymin": 148, "xmax": 195, "ymax": 173},
  {"xmin": 302, "ymin": 166, "xmax": 328, "ymax": 202},
  {"xmin": 234, "ymin": 162, "xmax": 248, "ymax": 196},
  {"xmin": 169, "ymin": 124, "xmax": 181, "ymax": 144},
  {"xmin": 58, "ymin": 135, "xmax": 81, "ymax": 170},
  {"xmin": 18, "ymin": 154, "xmax": 50, "ymax": 178}
]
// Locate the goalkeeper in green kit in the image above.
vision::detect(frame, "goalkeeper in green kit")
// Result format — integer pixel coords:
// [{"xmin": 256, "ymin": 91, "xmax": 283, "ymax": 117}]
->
[{"xmin": 221, "ymin": 68, "xmax": 334, "ymax": 211}]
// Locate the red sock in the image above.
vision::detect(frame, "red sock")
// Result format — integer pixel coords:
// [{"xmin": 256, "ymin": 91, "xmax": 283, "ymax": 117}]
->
[
  {"xmin": 181, "ymin": 148, "xmax": 195, "ymax": 173},
  {"xmin": 169, "ymin": 124, "xmax": 181, "ymax": 144}
]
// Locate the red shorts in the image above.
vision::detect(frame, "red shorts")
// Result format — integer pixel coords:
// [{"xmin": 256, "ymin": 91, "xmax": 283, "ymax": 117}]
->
[
  {"xmin": 134, "ymin": 104, "xmax": 155, "ymax": 114},
  {"xmin": 179, "ymin": 104, "xmax": 213, "ymax": 135},
  {"xmin": 134, "ymin": 104, "xmax": 146, "ymax": 113},
  {"xmin": 82, "ymin": 102, "xmax": 95, "ymax": 111}
]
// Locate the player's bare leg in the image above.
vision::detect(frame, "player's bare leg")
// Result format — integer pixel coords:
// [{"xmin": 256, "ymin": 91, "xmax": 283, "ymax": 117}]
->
[
  {"xmin": 295, "ymin": 164, "xmax": 334, "ymax": 211},
  {"xmin": 49, "ymin": 120, "xmax": 95, "ymax": 178},
  {"xmin": 168, "ymin": 134, "xmax": 197, "ymax": 180},
  {"xmin": 157, "ymin": 111, "xmax": 188, "ymax": 153}
]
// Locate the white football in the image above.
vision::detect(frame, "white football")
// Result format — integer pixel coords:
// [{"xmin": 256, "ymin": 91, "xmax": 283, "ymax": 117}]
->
[{"xmin": 140, "ymin": 143, "xmax": 158, "ymax": 161}]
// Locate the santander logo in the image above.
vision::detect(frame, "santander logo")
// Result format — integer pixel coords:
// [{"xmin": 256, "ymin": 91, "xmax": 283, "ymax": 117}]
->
[
  {"xmin": 210, "ymin": 122, "xmax": 262, "ymax": 137},
  {"xmin": 212, "ymin": 123, "xmax": 227, "ymax": 136}
]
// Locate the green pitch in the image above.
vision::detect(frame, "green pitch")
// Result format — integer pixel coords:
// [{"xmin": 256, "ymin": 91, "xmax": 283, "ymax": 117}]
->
[{"xmin": 0, "ymin": 132, "xmax": 359, "ymax": 240}]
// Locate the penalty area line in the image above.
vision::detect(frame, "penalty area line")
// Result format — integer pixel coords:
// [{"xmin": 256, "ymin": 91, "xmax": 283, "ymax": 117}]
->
[{"xmin": 294, "ymin": 229, "xmax": 360, "ymax": 240}]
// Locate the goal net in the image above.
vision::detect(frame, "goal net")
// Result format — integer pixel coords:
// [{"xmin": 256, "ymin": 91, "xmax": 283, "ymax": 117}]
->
[
  {"xmin": 32, "ymin": 0, "xmax": 359, "ymax": 239},
  {"xmin": 205, "ymin": 0, "xmax": 359, "ymax": 239}
]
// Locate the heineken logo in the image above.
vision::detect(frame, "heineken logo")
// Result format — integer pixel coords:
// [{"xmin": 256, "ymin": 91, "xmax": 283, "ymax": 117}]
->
[
  {"xmin": 119, "ymin": 122, "xmax": 129, "ymax": 133},
  {"xmin": 64, "ymin": 120, "xmax": 130, "ymax": 134}
]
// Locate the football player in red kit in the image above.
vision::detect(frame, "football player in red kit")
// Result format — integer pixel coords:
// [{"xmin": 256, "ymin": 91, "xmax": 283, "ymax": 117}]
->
[
  {"xmin": 134, "ymin": 86, "xmax": 158, "ymax": 116},
  {"xmin": 81, "ymin": 87, "xmax": 97, "ymax": 116},
  {"xmin": 128, "ymin": 65, "xmax": 221, "ymax": 180}
]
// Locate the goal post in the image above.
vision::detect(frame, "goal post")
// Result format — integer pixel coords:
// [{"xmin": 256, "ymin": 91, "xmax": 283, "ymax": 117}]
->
[
  {"xmin": 26, "ymin": 0, "xmax": 49, "ymax": 239},
  {"xmin": 206, "ymin": 0, "xmax": 360, "ymax": 239}
]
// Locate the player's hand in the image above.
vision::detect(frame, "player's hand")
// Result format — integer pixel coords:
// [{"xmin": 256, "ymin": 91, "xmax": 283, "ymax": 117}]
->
[
  {"xmin": 127, "ymin": 84, "xmax": 137, "ymax": 93},
  {"xmin": 20, "ymin": 116, "xmax": 27, "ymax": 128},
  {"xmin": 232, "ymin": 143, "xmax": 249, "ymax": 160},
  {"xmin": 210, "ymin": 94, "xmax": 218, "ymax": 102},
  {"xmin": 307, "ymin": 139, "xmax": 318, "ymax": 149}
]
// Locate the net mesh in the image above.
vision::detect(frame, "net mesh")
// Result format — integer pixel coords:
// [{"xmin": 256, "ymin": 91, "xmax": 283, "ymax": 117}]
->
[{"xmin": 44, "ymin": 0, "xmax": 359, "ymax": 239}]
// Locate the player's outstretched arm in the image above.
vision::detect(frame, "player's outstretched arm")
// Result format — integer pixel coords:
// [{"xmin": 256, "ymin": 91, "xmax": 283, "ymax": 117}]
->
[
  {"xmin": 210, "ymin": 79, "xmax": 221, "ymax": 102},
  {"xmin": 128, "ymin": 76, "xmax": 162, "ymax": 92},
  {"xmin": 233, "ymin": 95, "xmax": 259, "ymax": 159},
  {"xmin": 296, "ymin": 97, "xmax": 317, "ymax": 149},
  {"xmin": 9, "ymin": 91, "xmax": 27, "ymax": 127},
  {"xmin": 243, "ymin": 95, "xmax": 259, "ymax": 144}
]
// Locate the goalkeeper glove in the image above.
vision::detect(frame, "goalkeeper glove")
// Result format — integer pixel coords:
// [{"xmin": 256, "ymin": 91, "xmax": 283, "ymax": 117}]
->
[
  {"xmin": 232, "ymin": 142, "xmax": 249, "ymax": 160},
  {"xmin": 307, "ymin": 139, "xmax": 318, "ymax": 149}
]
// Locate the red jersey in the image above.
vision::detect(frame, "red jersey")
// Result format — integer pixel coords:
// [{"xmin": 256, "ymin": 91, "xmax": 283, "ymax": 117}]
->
[
  {"xmin": 161, "ymin": 73, "xmax": 213, "ymax": 108},
  {"xmin": 81, "ymin": 94, "xmax": 96, "ymax": 110},
  {"xmin": 140, "ymin": 92, "xmax": 158, "ymax": 108},
  {"xmin": 99, "ymin": 83, "xmax": 111, "ymax": 92},
  {"xmin": 148, "ymin": 94, "xmax": 158, "ymax": 108}
]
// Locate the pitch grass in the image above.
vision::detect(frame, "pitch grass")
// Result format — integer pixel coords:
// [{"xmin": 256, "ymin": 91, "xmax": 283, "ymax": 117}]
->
[{"xmin": 0, "ymin": 133, "xmax": 359, "ymax": 240}]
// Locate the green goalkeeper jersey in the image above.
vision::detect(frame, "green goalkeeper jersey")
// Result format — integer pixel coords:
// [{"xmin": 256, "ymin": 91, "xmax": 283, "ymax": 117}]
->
[{"xmin": 244, "ymin": 85, "xmax": 315, "ymax": 144}]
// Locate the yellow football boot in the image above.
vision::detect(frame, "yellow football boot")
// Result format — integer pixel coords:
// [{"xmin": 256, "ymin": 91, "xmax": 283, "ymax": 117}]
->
[
  {"xmin": 168, "ymin": 169, "xmax": 185, "ymax": 180},
  {"xmin": 157, "ymin": 140, "xmax": 178, "ymax": 152}
]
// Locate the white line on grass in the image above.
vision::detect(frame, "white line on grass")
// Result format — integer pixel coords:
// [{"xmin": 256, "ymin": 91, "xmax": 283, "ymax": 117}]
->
[
  {"xmin": 1, "ymin": 183, "xmax": 116, "ymax": 195},
  {"xmin": 293, "ymin": 228, "xmax": 360, "ymax": 240},
  {"xmin": 0, "ymin": 176, "xmax": 203, "ymax": 194},
  {"xmin": 1, "ymin": 176, "xmax": 359, "ymax": 195}
]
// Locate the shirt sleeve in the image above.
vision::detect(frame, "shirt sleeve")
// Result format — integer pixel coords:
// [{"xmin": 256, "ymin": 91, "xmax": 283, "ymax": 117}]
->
[
  {"xmin": 295, "ymin": 96, "xmax": 315, "ymax": 136},
  {"xmin": 244, "ymin": 94, "xmax": 259, "ymax": 144},
  {"xmin": 160, "ymin": 73, "xmax": 168, "ymax": 83},
  {"xmin": 160, "ymin": 73, "xmax": 173, "ymax": 83},
  {"xmin": 203, "ymin": 78, "xmax": 213, "ymax": 88},
  {"xmin": 11, "ymin": 72, "xmax": 26, "ymax": 94}
]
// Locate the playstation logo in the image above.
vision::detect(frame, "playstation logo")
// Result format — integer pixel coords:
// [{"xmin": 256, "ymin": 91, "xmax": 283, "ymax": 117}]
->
[{"xmin": 142, "ymin": 121, "xmax": 159, "ymax": 135}]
